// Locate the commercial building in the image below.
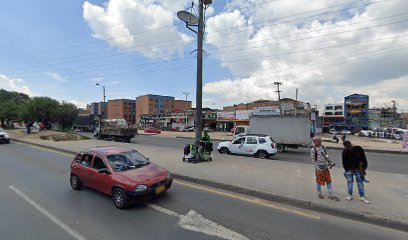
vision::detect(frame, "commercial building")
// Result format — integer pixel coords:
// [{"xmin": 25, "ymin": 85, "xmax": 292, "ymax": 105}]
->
[
  {"xmin": 218, "ymin": 98, "xmax": 308, "ymax": 131},
  {"xmin": 139, "ymin": 108, "xmax": 217, "ymax": 131},
  {"xmin": 344, "ymin": 94, "xmax": 369, "ymax": 131},
  {"xmin": 107, "ymin": 99, "xmax": 136, "ymax": 125},
  {"xmin": 369, "ymin": 107, "xmax": 405, "ymax": 129},
  {"xmin": 136, "ymin": 94, "xmax": 192, "ymax": 123},
  {"xmin": 322, "ymin": 103, "xmax": 344, "ymax": 132}
]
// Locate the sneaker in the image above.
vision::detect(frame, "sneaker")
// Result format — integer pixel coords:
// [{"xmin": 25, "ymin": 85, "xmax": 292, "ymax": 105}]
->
[
  {"xmin": 359, "ymin": 197, "xmax": 371, "ymax": 204},
  {"xmin": 318, "ymin": 193, "xmax": 324, "ymax": 199},
  {"xmin": 346, "ymin": 195, "xmax": 353, "ymax": 201}
]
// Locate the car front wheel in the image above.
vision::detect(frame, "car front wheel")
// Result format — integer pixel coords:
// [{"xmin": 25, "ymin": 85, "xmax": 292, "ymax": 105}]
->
[
  {"xmin": 112, "ymin": 188, "xmax": 130, "ymax": 209},
  {"xmin": 219, "ymin": 147, "xmax": 230, "ymax": 154},
  {"xmin": 70, "ymin": 175, "xmax": 82, "ymax": 190}
]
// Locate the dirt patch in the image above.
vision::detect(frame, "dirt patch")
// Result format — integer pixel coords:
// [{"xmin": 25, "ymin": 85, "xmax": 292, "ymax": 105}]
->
[{"xmin": 8, "ymin": 129, "xmax": 89, "ymax": 142}]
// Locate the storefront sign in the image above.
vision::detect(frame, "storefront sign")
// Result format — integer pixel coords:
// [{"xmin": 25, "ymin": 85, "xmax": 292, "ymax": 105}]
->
[
  {"xmin": 217, "ymin": 111, "xmax": 236, "ymax": 120},
  {"xmin": 252, "ymin": 106, "xmax": 280, "ymax": 116}
]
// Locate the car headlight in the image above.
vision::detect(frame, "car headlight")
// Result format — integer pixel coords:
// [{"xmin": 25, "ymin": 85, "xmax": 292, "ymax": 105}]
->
[
  {"xmin": 167, "ymin": 172, "xmax": 172, "ymax": 179},
  {"xmin": 4, "ymin": 134, "xmax": 9, "ymax": 138},
  {"xmin": 135, "ymin": 184, "xmax": 147, "ymax": 192}
]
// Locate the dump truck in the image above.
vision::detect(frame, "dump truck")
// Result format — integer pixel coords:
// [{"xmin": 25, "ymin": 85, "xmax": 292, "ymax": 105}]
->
[
  {"xmin": 94, "ymin": 118, "xmax": 138, "ymax": 142},
  {"xmin": 234, "ymin": 115, "xmax": 312, "ymax": 152},
  {"xmin": 72, "ymin": 114, "xmax": 97, "ymax": 132}
]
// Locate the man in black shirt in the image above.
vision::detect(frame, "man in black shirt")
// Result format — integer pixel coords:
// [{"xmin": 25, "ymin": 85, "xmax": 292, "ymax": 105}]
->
[{"xmin": 342, "ymin": 141, "xmax": 370, "ymax": 204}]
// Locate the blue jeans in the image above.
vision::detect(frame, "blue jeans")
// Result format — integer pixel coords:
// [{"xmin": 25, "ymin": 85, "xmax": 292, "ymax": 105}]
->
[
  {"xmin": 316, "ymin": 183, "xmax": 333, "ymax": 196},
  {"xmin": 344, "ymin": 171, "xmax": 365, "ymax": 197}
]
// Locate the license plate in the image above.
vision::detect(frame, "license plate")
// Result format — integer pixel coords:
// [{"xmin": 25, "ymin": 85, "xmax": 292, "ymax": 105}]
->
[{"xmin": 155, "ymin": 185, "xmax": 166, "ymax": 194}]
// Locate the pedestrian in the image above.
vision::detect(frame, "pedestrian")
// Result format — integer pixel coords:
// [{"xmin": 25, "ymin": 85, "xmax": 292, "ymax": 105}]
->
[
  {"xmin": 311, "ymin": 137, "xmax": 339, "ymax": 200},
  {"xmin": 342, "ymin": 140, "xmax": 370, "ymax": 204}
]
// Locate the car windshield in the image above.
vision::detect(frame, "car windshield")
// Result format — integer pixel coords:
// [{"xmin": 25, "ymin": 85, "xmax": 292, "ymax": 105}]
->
[{"xmin": 106, "ymin": 150, "xmax": 150, "ymax": 171}]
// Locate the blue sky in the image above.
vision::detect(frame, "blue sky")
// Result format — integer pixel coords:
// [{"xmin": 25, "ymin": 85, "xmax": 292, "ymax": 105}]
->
[
  {"xmin": 1, "ymin": 0, "xmax": 407, "ymax": 111},
  {"xmin": 0, "ymin": 0, "xmax": 229, "ymax": 108}
]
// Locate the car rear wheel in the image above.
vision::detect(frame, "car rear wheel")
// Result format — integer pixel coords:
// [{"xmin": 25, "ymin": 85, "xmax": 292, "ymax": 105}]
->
[
  {"xmin": 256, "ymin": 150, "xmax": 269, "ymax": 159},
  {"xmin": 219, "ymin": 147, "xmax": 229, "ymax": 154},
  {"xmin": 70, "ymin": 175, "xmax": 82, "ymax": 190},
  {"xmin": 112, "ymin": 188, "xmax": 130, "ymax": 209}
]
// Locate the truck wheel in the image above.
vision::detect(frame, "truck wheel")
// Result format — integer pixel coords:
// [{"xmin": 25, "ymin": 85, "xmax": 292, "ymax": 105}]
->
[
  {"xmin": 277, "ymin": 145, "xmax": 285, "ymax": 152},
  {"xmin": 256, "ymin": 150, "xmax": 269, "ymax": 159}
]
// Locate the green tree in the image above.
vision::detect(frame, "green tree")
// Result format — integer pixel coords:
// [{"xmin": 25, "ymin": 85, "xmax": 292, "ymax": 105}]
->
[
  {"xmin": 23, "ymin": 97, "xmax": 60, "ymax": 123},
  {"xmin": 53, "ymin": 102, "xmax": 79, "ymax": 130},
  {"xmin": 0, "ymin": 89, "xmax": 30, "ymax": 126}
]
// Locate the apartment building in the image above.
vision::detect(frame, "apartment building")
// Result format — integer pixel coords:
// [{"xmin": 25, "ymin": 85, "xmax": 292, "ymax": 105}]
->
[
  {"xmin": 89, "ymin": 102, "xmax": 108, "ymax": 118},
  {"xmin": 322, "ymin": 103, "xmax": 344, "ymax": 132},
  {"xmin": 136, "ymin": 94, "xmax": 191, "ymax": 122},
  {"xmin": 107, "ymin": 99, "xmax": 136, "ymax": 125}
]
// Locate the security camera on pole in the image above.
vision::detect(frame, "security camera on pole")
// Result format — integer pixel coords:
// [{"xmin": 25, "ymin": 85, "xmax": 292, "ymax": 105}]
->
[{"xmin": 177, "ymin": 0, "xmax": 212, "ymax": 146}]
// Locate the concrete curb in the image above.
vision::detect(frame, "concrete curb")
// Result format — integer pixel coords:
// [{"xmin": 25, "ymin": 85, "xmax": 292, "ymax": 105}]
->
[{"xmin": 11, "ymin": 138, "xmax": 408, "ymax": 232}]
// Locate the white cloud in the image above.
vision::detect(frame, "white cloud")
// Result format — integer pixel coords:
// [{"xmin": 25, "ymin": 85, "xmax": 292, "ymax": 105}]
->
[
  {"xmin": 46, "ymin": 72, "xmax": 67, "ymax": 82},
  {"xmin": 68, "ymin": 100, "xmax": 87, "ymax": 108},
  {"xmin": 83, "ymin": 0, "xmax": 193, "ymax": 59},
  {"xmin": 0, "ymin": 74, "xmax": 35, "ymax": 96},
  {"xmin": 204, "ymin": 0, "xmax": 408, "ymax": 110}
]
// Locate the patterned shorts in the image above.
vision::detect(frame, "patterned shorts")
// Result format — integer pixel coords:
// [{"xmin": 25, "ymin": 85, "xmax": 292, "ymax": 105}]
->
[{"xmin": 315, "ymin": 168, "xmax": 332, "ymax": 186}]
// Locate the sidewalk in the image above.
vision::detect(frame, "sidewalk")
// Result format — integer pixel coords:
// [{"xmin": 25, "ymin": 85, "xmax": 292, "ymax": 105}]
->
[
  {"xmin": 152, "ymin": 131, "xmax": 408, "ymax": 154},
  {"xmin": 10, "ymin": 134, "xmax": 408, "ymax": 231}
]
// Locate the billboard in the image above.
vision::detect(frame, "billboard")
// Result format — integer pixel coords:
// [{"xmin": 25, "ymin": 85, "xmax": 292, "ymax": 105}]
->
[{"xmin": 217, "ymin": 111, "xmax": 236, "ymax": 120}]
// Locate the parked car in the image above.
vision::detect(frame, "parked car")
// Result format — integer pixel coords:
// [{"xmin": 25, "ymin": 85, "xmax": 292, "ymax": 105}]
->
[
  {"xmin": 217, "ymin": 135, "xmax": 277, "ymax": 159},
  {"xmin": 0, "ymin": 128, "xmax": 10, "ymax": 144},
  {"xmin": 70, "ymin": 146, "xmax": 172, "ymax": 209},
  {"xmin": 203, "ymin": 127, "xmax": 215, "ymax": 132},
  {"xmin": 183, "ymin": 126, "xmax": 195, "ymax": 132},
  {"xmin": 144, "ymin": 127, "xmax": 161, "ymax": 134}
]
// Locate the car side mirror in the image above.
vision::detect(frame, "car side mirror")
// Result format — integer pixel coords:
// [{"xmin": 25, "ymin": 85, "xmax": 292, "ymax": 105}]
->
[{"xmin": 98, "ymin": 168, "xmax": 111, "ymax": 174}]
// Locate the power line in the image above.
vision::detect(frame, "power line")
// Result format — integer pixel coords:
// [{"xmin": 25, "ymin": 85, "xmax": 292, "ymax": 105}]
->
[
  {"xmin": 8, "ymin": 18, "xmax": 407, "ymax": 75},
  {"xmin": 18, "ymin": 34, "xmax": 408, "ymax": 80},
  {"xmin": 10, "ymin": 0, "xmax": 373, "ymax": 61}
]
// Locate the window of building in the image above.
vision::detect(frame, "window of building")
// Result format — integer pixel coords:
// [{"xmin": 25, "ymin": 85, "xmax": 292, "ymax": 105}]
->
[
  {"xmin": 334, "ymin": 106, "xmax": 342, "ymax": 110},
  {"xmin": 335, "ymin": 112, "xmax": 343, "ymax": 115},
  {"xmin": 326, "ymin": 106, "xmax": 333, "ymax": 110},
  {"xmin": 325, "ymin": 112, "xmax": 333, "ymax": 115}
]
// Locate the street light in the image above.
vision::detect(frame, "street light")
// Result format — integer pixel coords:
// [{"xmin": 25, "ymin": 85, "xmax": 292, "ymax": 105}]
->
[
  {"xmin": 96, "ymin": 83, "xmax": 106, "ymax": 117},
  {"xmin": 182, "ymin": 92, "xmax": 190, "ymax": 110},
  {"xmin": 177, "ymin": 0, "xmax": 212, "ymax": 145}
]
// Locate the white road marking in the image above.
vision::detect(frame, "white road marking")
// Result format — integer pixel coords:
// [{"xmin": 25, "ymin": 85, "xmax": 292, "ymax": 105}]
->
[
  {"xmin": 8, "ymin": 185, "xmax": 86, "ymax": 240},
  {"xmin": 146, "ymin": 203, "xmax": 249, "ymax": 240}
]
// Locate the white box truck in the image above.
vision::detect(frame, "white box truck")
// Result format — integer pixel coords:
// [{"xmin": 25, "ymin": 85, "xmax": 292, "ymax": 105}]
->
[{"xmin": 234, "ymin": 116, "xmax": 312, "ymax": 152}]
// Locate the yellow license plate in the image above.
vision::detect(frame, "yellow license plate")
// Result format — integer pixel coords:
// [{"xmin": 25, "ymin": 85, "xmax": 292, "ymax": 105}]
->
[{"xmin": 155, "ymin": 185, "xmax": 166, "ymax": 194}]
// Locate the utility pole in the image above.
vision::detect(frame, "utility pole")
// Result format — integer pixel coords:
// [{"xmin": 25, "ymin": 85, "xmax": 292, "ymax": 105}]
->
[
  {"xmin": 391, "ymin": 100, "xmax": 396, "ymax": 127},
  {"xmin": 194, "ymin": 0, "xmax": 205, "ymax": 145},
  {"xmin": 295, "ymin": 88, "xmax": 298, "ymax": 116},
  {"xmin": 96, "ymin": 83, "xmax": 106, "ymax": 117},
  {"xmin": 274, "ymin": 82, "xmax": 283, "ymax": 115},
  {"xmin": 182, "ymin": 92, "xmax": 190, "ymax": 110}
]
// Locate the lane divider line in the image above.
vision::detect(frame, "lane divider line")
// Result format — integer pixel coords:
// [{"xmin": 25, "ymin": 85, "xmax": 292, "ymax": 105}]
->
[
  {"xmin": 174, "ymin": 180, "xmax": 321, "ymax": 220},
  {"xmin": 8, "ymin": 185, "xmax": 86, "ymax": 240}
]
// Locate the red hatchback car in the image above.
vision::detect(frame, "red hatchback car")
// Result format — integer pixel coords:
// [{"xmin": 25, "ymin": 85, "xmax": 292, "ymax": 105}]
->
[
  {"xmin": 70, "ymin": 146, "xmax": 172, "ymax": 209},
  {"xmin": 143, "ymin": 127, "xmax": 161, "ymax": 134}
]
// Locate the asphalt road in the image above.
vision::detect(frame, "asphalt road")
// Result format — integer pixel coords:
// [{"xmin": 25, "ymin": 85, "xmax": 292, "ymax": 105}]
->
[
  {"xmin": 79, "ymin": 132, "xmax": 408, "ymax": 175},
  {"xmin": 1, "ymin": 142, "xmax": 407, "ymax": 240}
]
